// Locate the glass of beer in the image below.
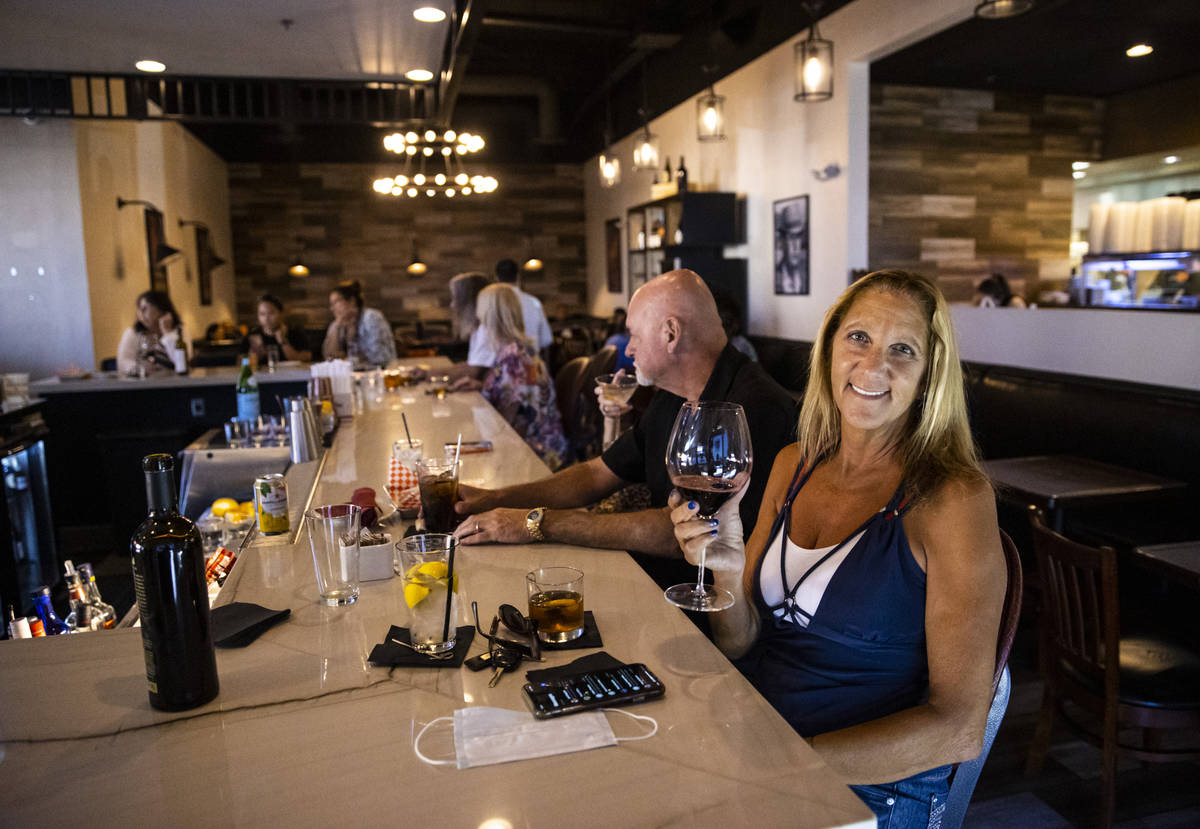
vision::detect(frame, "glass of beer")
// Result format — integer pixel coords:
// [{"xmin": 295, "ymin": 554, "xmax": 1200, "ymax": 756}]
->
[
  {"xmin": 416, "ymin": 457, "xmax": 460, "ymax": 533},
  {"xmin": 526, "ymin": 567, "xmax": 585, "ymax": 643}
]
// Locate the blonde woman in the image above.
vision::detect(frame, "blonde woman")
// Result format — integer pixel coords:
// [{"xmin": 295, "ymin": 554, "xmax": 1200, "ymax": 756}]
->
[
  {"xmin": 670, "ymin": 270, "xmax": 1005, "ymax": 827},
  {"xmin": 454, "ymin": 284, "xmax": 567, "ymax": 469}
]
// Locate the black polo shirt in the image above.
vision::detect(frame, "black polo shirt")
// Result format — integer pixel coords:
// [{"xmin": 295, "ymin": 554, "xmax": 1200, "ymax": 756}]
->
[{"xmin": 601, "ymin": 344, "xmax": 798, "ymax": 589}]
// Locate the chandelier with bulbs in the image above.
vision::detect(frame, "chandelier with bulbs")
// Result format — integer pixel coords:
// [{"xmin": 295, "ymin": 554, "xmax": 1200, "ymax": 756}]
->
[{"xmin": 372, "ymin": 128, "xmax": 498, "ymax": 198}]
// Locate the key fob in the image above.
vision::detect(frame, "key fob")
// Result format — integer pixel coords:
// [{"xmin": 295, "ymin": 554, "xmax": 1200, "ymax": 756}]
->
[{"xmin": 464, "ymin": 652, "xmax": 493, "ymax": 672}]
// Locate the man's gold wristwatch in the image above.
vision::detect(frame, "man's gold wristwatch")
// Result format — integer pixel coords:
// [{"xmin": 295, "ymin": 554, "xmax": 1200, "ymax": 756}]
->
[{"xmin": 525, "ymin": 507, "xmax": 547, "ymax": 542}]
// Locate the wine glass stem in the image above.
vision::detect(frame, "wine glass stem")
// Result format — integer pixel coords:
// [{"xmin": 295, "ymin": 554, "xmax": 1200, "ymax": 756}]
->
[{"xmin": 696, "ymin": 531, "xmax": 709, "ymax": 597}]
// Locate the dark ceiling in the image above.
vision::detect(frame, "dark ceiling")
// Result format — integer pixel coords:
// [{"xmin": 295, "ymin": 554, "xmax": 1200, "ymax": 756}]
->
[{"xmin": 871, "ymin": 0, "xmax": 1200, "ymax": 97}]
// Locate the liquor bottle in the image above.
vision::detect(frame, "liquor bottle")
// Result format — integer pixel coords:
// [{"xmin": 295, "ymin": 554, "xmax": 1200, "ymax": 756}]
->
[
  {"xmin": 236, "ymin": 356, "xmax": 259, "ymax": 423},
  {"xmin": 662, "ymin": 157, "xmax": 673, "ymax": 185},
  {"xmin": 675, "ymin": 157, "xmax": 688, "ymax": 193},
  {"xmin": 171, "ymin": 326, "xmax": 189, "ymax": 375},
  {"xmin": 63, "ymin": 560, "xmax": 90, "ymax": 632},
  {"xmin": 7, "ymin": 606, "xmax": 32, "ymax": 639},
  {"xmin": 28, "ymin": 617, "xmax": 46, "ymax": 637},
  {"xmin": 79, "ymin": 562, "xmax": 116, "ymax": 629},
  {"xmin": 131, "ymin": 453, "xmax": 219, "ymax": 711},
  {"xmin": 33, "ymin": 587, "xmax": 69, "ymax": 634}
]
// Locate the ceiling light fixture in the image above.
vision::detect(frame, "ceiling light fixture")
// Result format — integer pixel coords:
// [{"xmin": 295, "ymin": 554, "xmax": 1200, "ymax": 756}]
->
[
  {"xmin": 794, "ymin": 4, "xmax": 834, "ymax": 103},
  {"xmin": 1164, "ymin": 155, "xmax": 1179, "ymax": 164},
  {"xmin": 405, "ymin": 69, "xmax": 435, "ymax": 82},
  {"xmin": 974, "ymin": 0, "xmax": 1034, "ymax": 19},
  {"xmin": 413, "ymin": 7, "xmax": 446, "ymax": 23},
  {"xmin": 1126, "ymin": 43, "xmax": 1153, "ymax": 57},
  {"xmin": 522, "ymin": 236, "xmax": 543, "ymax": 272},
  {"xmin": 375, "ymin": 128, "xmax": 497, "ymax": 198},
  {"xmin": 135, "ymin": 59, "xmax": 166, "ymax": 73},
  {"xmin": 697, "ymin": 78, "xmax": 727, "ymax": 142},
  {"xmin": 406, "ymin": 240, "xmax": 427, "ymax": 276},
  {"xmin": 632, "ymin": 64, "xmax": 661, "ymax": 170}
]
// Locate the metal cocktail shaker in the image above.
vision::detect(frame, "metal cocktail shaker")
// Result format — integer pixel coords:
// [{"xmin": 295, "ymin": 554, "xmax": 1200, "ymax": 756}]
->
[{"xmin": 286, "ymin": 397, "xmax": 322, "ymax": 463}]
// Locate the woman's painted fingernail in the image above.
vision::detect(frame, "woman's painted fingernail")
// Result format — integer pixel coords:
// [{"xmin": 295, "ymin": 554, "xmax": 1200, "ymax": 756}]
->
[
  {"xmin": 688, "ymin": 501, "xmax": 697, "ymax": 510},
  {"xmin": 710, "ymin": 530, "xmax": 719, "ymax": 536}
]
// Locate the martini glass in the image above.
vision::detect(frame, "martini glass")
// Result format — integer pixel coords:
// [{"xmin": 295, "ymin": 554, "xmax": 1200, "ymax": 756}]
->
[
  {"xmin": 664, "ymin": 401, "xmax": 752, "ymax": 612},
  {"xmin": 595, "ymin": 372, "xmax": 639, "ymax": 449}
]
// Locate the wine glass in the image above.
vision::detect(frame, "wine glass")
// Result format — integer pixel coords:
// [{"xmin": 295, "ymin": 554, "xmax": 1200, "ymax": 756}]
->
[{"xmin": 664, "ymin": 401, "xmax": 752, "ymax": 612}]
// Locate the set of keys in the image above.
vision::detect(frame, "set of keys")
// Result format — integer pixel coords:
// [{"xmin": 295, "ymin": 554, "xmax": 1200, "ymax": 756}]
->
[{"xmin": 464, "ymin": 602, "xmax": 542, "ymax": 687}]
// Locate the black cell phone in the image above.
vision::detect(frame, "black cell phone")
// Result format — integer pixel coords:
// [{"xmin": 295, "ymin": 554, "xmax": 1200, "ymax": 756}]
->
[{"xmin": 522, "ymin": 663, "xmax": 665, "ymax": 719}]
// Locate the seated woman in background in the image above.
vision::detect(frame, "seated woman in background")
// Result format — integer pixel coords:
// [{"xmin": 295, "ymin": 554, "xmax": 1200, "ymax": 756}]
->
[
  {"xmin": 671, "ymin": 269, "xmax": 1005, "ymax": 827},
  {"xmin": 440, "ymin": 271, "xmax": 494, "ymax": 383},
  {"xmin": 116, "ymin": 290, "xmax": 180, "ymax": 375},
  {"xmin": 243, "ymin": 294, "xmax": 311, "ymax": 363},
  {"xmin": 453, "ymin": 284, "xmax": 568, "ymax": 469},
  {"xmin": 322, "ymin": 280, "xmax": 396, "ymax": 367},
  {"xmin": 973, "ymin": 273, "xmax": 1026, "ymax": 308}
]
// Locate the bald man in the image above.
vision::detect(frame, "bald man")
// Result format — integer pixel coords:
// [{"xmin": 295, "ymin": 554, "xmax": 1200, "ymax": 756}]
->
[{"xmin": 452, "ymin": 270, "xmax": 796, "ymax": 588}]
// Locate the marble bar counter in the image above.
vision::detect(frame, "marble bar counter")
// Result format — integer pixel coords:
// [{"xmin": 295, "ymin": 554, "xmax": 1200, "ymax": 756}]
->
[{"xmin": 0, "ymin": 387, "xmax": 874, "ymax": 828}]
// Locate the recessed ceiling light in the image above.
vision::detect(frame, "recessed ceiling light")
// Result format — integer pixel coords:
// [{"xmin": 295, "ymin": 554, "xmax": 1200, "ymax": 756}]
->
[
  {"xmin": 135, "ymin": 59, "xmax": 166, "ymax": 73},
  {"xmin": 1072, "ymin": 161, "xmax": 1090, "ymax": 171},
  {"xmin": 1072, "ymin": 171, "xmax": 1086, "ymax": 180},
  {"xmin": 1164, "ymin": 155, "xmax": 1179, "ymax": 164},
  {"xmin": 1126, "ymin": 43, "xmax": 1153, "ymax": 58},
  {"xmin": 405, "ymin": 69, "xmax": 434, "ymax": 82},
  {"xmin": 413, "ymin": 7, "xmax": 446, "ymax": 23}
]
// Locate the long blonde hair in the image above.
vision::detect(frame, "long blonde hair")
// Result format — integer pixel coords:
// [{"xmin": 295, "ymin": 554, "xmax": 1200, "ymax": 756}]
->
[
  {"xmin": 796, "ymin": 269, "xmax": 984, "ymax": 503},
  {"xmin": 476, "ymin": 284, "xmax": 530, "ymax": 348}
]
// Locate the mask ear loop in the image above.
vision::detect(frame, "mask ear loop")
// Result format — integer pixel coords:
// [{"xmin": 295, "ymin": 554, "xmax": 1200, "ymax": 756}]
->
[
  {"xmin": 601, "ymin": 707, "xmax": 658, "ymax": 741},
  {"xmin": 412, "ymin": 716, "xmax": 456, "ymax": 766}
]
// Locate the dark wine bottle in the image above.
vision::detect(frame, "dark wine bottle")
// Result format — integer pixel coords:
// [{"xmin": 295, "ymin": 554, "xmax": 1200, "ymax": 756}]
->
[
  {"xmin": 130, "ymin": 453, "xmax": 219, "ymax": 711},
  {"xmin": 675, "ymin": 156, "xmax": 688, "ymax": 192}
]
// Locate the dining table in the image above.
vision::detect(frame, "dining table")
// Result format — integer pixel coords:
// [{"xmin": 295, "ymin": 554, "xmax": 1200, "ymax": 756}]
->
[
  {"xmin": 983, "ymin": 454, "xmax": 1187, "ymax": 533},
  {"xmin": 0, "ymin": 369, "xmax": 874, "ymax": 828},
  {"xmin": 1130, "ymin": 541, "xmax": 1200, "ymax": 592}
]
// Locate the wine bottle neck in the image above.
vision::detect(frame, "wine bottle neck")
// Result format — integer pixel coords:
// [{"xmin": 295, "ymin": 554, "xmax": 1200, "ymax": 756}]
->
[{"xmin": 144, "ymin": 469, "xmax": 177, "ymax": 513}]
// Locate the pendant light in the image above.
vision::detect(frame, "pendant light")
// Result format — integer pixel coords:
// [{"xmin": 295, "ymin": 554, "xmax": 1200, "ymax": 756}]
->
[
  {"xmin": 406, "ymin": 239, "xmax": 427, "ymax": 275},
  {"xmin": 632, "ymin": 65, "xmax": 660, "ymax": 171},
  {"xmin": 598, "ymin": 47, "xmax": 621, "ymax": 188},
  {"xmin": 974, "ymin": 0, "xmax": 1033, "ymax": 19},
  {"xmin": 794, "ymin": 4, "xmax": 834, "ymax": 103},
  {"xmin": 288, "ymin": 238, "xmax": 309, "ymax": 277},
  {"xmin": 696, "ymin": 85, "xmax": 726, "ymax": 142},
  {"xmin": 522, "ymin": 236, "xmax": 543, "ymax": 272}
]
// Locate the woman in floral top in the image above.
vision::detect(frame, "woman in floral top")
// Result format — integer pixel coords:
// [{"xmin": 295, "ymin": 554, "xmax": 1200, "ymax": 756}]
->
[{"xmin": 455, "ymin": 284, "xmax": 568, "ymax": 469}]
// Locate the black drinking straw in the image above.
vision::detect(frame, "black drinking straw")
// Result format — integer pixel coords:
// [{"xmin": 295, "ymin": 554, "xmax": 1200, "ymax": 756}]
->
[
  {"xmin": 401, "ymin": 412, "xmax": 414, "ymax": 447},
  {"xmin": 441, "ymin": 536, "xmax": 456, "ymax": 647}
]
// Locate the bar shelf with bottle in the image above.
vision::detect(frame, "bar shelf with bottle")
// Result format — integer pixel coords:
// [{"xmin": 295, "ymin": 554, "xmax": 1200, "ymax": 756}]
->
[{"xmin": 625, "ymin": 191, "xmax": 747, "ymax": 319}]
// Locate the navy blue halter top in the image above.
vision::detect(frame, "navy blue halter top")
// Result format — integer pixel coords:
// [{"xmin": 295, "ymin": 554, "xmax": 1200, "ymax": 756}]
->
[{"xmin": 733, "ymin": 461, "xmax": 930, "ymax": 738}]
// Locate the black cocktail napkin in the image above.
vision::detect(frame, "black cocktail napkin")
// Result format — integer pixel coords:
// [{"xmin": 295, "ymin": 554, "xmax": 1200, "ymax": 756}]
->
[
  {"xmin": 525, "ymin": 650, "xmax": 625, "ymax": 684},
  {"xmin": 539, "ymin": 611, "xmax": 603, "ymax": 651},
  {"xmin": 210, "ymin": 602, "xmax": 291, "ymax": 648},
  {"xmin": 367, "ymin": 625, "xmax": 475, "ymax": 668}
]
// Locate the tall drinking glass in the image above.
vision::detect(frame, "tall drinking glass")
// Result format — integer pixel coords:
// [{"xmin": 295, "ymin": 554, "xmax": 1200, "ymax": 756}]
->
[
  {"xmin": 664, "ymin": 401, "xmax": 752, "ymax": 612},
  {"xmin": 307, "ymin": 504, "xmax": 362, "ymax": 606}
]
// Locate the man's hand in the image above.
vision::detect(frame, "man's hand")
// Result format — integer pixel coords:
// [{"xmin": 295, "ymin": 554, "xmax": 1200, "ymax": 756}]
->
[
  {"xmin": 451, "ymin": 508, "xmax": 531, "ymax": 545},
  {"xmin": 454, "ymin": 483, "xmax": 496, "ymax": 515}
]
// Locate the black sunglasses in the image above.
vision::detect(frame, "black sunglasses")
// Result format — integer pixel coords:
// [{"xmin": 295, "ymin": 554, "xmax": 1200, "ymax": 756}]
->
[{"xmin": 471, "ymin": 601, "xmax": 542, "ymax": 661}]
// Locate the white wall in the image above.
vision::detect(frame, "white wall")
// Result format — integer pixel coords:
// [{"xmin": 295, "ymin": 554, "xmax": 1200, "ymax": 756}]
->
[
  {"xmin": 583, "ymin": 0, "xmax": 1199, "ymax": 392},
  {"xmin": 0, "ymin": 119, "xmax": 94, "ymax": 378}
]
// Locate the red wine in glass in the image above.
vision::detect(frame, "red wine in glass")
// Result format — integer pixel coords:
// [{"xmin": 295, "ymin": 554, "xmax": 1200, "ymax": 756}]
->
[{"xmin": 664, "ymin": 401, "xmax": 753, "ymax": 612}]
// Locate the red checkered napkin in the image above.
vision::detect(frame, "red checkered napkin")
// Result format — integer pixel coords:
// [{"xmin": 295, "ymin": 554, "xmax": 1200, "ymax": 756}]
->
[{"xmin": 387, "ymin": 455, "xmax": 419, "ymax": 504}]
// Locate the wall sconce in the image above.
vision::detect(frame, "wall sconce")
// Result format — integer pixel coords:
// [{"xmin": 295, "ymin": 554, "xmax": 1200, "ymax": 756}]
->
[
  {"xmin": 116, "ymin": 197, "xmax": 181, "ymax": 264},
  {"xmin": 974, "ymin": 0, "xmax": 1033, "ymax": 19},
  {"xmin": 406, "ymin": 239, "xmax": 427, "ymax": 275},
  {"xmin": 178, "ymin": 219, "xmax": 226, "ymax": 269},
  {"xmin": 794, "ymin": 7, "xmax": 834, "ymax": 103},
  {"xmin": 696, "ymin": 85, "xmax": 726, "ymax": 142},
  {"xmin": 812, "ymin": 163, "xmax": 842, "ymax": 181}
]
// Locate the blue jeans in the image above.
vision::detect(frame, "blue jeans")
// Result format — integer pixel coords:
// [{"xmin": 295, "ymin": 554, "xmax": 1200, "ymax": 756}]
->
[{"xmin": 850, "ymin": 765, "xmax": 951, "ymax": 829}]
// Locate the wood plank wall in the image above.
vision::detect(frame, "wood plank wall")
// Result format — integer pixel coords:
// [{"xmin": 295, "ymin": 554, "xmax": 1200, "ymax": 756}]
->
[
  {"xmin": 227, "ymin": 162, "xmax": 587, "ymax": 332},
  {"xmin": 869, "ymin": 85, "xmax": 1103, "ymax": 303}
]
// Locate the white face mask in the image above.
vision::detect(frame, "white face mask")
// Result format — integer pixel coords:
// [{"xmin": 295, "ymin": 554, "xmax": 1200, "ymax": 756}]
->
[{"xmin": 414, "ymin": 706, "xmax": 657, "ymax": 770}]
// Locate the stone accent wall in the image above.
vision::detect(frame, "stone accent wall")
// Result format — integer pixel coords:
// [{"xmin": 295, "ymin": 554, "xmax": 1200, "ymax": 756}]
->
[
  {"xmin": 869, "ymin": 85, "xmax": 1103, "ymax": 303},
  {"xmin": 227, "ymin": 163, "xmax": 587, "ymax": 332}
]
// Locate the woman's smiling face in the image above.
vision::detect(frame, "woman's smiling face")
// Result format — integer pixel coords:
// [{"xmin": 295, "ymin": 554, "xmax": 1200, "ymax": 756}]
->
[{"xmin": 829, "ymin": 288, "xmax": 929, "ymax": 440}]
